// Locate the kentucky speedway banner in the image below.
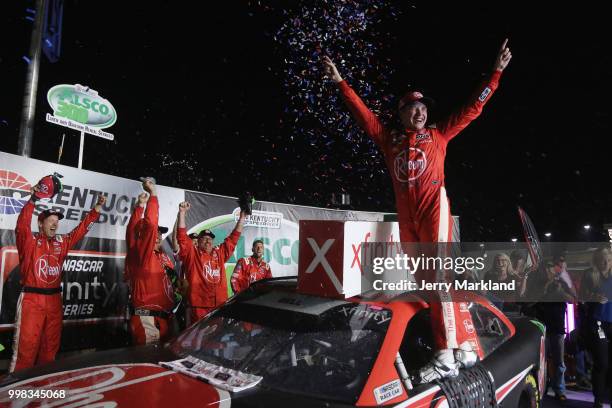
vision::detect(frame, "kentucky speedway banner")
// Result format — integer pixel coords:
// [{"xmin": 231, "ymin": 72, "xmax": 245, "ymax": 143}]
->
[{"xmin": 0, "ymin": 151, "xmax": 388, "ymax": 356}]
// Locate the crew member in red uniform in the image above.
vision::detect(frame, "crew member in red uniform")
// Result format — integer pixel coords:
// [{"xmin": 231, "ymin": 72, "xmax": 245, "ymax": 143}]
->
[
  {"xmin": 124, "ymin": 192, "xmax": 149, "ymax": 288},
  {"xmin": 176, "ymin": 201, "xmax": 246, "ymax": 323},
  {"xmin": 10, "ymin": 184, "xmax": 104, "ymax": 372},
  {"xmin": 231, "ymin": 239, "xmax": 272, "ymax": 294},
  {"xmin": 125, "ymin": 178, "xmax": 175, "ymax": 345},
  {"xmin": 323, "ymin": 40, "xmax": 512, "ymax": 382}
]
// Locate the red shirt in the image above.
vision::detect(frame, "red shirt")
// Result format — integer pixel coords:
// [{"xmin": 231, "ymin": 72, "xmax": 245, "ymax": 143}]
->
[
  {"xmin": 231, "ymin": 256, "xmax": 272, "ymax": 294},
  {"xmin": 16, "ymin": 201, "xmax": 99, "ymax": 289},
  {"xmin": 338, "ymin": 71, "xmax": 502, "ymax": 217},
  {"xmin": 125, "ymin": 196, "xmax": 174, "ymax": 312},
  {"xmin": 177, "ymin": 227, "xmax": 240, "ymax": 309}
]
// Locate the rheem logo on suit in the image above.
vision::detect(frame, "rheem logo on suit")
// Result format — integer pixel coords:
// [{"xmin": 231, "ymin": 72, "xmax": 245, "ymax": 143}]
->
[
  {"xmin": 394, "ymin": 148, "xmax": 427, "ymax": 182},
  {"xmin": 203, "ymin": 263, "xmax": 221, "ymax": 284},
  {"xmin": 35, "ymin": 254, "xmax": 61, "ymax": 284}
]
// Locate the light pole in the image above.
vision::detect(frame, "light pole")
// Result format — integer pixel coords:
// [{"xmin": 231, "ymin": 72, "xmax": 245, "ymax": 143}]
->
[{"xmin": 17, "ymin": 0, "xmax": 46, "ymax": 157}]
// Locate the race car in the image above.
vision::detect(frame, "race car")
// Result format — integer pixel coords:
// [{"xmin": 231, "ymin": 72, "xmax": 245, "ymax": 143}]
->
[{"xmin": 0, "ymin": 277, "xmax": 545, "ymax": 407}]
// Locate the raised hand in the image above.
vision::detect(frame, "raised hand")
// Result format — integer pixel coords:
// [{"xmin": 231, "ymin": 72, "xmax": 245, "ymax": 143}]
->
[
  {"xmin": 138, "ymin": 192, "xmax": 149, "ymax": 207},
  {"xmin": 322, "ymin": 56, "xmax": 343, "ymax": 83},
  {"xmin": 141, "ymin": 178, "xmax": 157, "ymax": 196},
  {"xmin": 494, "ymin": 38, "xmax": 512, "ymax": 72},
  {"xmin": 178, "ymin": 201, "xmax": 191, "ymax": 213},
  {"xmin": 95, "ymin": 194, "xmax": 107, "ymax": 212}
]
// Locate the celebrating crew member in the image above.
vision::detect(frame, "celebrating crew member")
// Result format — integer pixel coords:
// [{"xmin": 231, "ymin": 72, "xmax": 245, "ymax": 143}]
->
[
  {"xmin": 176, "ymin": 201, "xmax": 246, "ymax": 323},
  {"xmin": 124, "ymin": 191, "xmax": 150, "ymax": 288},
  {"xmin": 231, "ymin": 239, "xmax": 272, "ymax": 294},
  {"xmin": 10, "ymin": 176, "xmax": 104, "ymax": 372},
  {"xmin": 125, "ymin": 178, "xmax": 176, "ymax": 345},
  {"xmin": 323, "ymin": 39, "xmax": 512, "ymax": 382}
]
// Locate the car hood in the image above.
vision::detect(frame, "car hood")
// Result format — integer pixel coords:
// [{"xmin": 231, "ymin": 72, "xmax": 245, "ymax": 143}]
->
[
  {"xmin": 0, "ymin": 345, "xmax": 353, "ymax": 407},
  {"xmin": 0, "ymin": 345, "xmax": 233, "ymax": 407},
  {"xmin": 0, "ymin": 362, "xmax": 232, "ymax": 407}
]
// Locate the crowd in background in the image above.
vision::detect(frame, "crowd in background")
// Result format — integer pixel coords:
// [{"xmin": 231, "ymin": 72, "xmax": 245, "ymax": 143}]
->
[{"xmin": 470, "ymin": 246, "xmax": 612, "ymax": 406}]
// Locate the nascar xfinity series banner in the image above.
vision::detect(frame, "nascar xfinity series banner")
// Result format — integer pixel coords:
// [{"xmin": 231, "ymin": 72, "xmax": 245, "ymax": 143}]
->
[{"xmin": 0, "ymin": 151, "xmax": 387, "ymax": 356}]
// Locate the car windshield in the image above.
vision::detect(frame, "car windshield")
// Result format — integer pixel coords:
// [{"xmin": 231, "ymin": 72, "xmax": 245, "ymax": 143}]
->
[{"xmin": 168, "ymin": 289, "xmax": 391, "ymax": 403}]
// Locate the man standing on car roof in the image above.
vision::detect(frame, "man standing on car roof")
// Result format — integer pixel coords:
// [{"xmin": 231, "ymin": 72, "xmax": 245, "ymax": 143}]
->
[
  {"xmin": 323, "ymin": 39, "xmax": 512, "ymax": 382},
  {"xmin": 125, "ymin": 178, "xmax": 176, "ymax": 345},
  {"xmin": 10, "ymin": 177, "xmax": 104, "ymax": 372},
  {"xmin": 176, "ymin": 201, "xmax": 246, "ymax": 323}
]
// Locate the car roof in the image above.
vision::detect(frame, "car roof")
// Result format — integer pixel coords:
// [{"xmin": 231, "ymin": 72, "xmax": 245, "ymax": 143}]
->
[{"xmin": 248, "ymin": 276, "xmax": 429, "ymax": 307}]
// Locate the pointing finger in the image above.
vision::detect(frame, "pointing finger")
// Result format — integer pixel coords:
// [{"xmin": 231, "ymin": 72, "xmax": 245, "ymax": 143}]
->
[{"xmin": 500, "ymin": 38, "xmax": 508, "ymax": 51}]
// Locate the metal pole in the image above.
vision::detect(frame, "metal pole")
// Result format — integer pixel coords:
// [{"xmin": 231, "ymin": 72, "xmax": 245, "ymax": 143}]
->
[
  {"xmin": 78, "ymin": 131, "xmax": 84, "ymax": 169},
  {"xmin": 17, "ymin": 0, "xmax": 46, "ymax": 157},
  {"xmin": 57, "ymin": 133, "xmax": 65, "ymax": 163}
]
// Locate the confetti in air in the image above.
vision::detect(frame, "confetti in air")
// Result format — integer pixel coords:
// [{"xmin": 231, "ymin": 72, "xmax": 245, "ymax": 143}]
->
[{"xmin": 251, "ymin": 0, "xmax": 402, "ymax": 208}]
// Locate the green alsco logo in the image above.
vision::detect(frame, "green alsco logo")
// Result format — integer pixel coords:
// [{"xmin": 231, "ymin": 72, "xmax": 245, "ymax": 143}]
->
[{"xmin": 47, "ymin": 84, "xmax": 117, "ymax": 128}]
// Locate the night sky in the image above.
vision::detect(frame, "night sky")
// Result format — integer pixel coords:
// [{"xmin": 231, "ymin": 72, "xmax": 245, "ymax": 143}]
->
[{"xmin": 1, "ymin": 1, "xmax": 611, "ymax": 242}]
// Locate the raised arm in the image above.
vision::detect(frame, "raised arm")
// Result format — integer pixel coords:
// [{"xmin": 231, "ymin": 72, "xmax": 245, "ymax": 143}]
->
[
  {"xmin": 218, "ymin": 211, "xmax": 246, "ymax": 264},
  {"xmin": 64, "ymin": 194, "xmax": 104, "ymax": 249},
  {"xmin": 438, "ymin": 39, "xmax": 512, "ymax": 142},
  {"xmin": 171, "ymin": 211, "xmax": 180, "ymax": 254},
  {"xmin": 126, "ymin": 192, "xmax": 148, "ymax": 249},
  {"xmin": 132, "ymin": 180, "xmax": 158, "ymax": 265},
  {"xmin": 15, "ymin": 190, "xmax": 37, "ymax": 259},
  {"xmin": 176, "ymin": 202, "xmax": 195, "ymax": 260},
  {"xmin": 323, "ymin": 56, "xmax": 388, "ymax": 147}
]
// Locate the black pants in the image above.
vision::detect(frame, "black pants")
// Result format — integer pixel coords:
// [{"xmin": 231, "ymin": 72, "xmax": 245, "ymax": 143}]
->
[{"xmin": 589, "ymin": 321, "xmax": 612, "ymax": 403}]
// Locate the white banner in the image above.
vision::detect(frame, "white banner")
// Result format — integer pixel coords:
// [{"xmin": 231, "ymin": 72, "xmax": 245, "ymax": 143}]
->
[
  {"xmin": 342, "ymin": 221, "xmax": 402, "ymax": 297},
  {"xmin": 0, "ymin": 151, "xmax": 185, "ymax": 240}
]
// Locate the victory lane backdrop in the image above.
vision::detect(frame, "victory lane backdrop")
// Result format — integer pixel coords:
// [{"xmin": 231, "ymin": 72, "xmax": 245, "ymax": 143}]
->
[{"xmin": 0, "ymin": 151, "xmax": 387, "ymax": 360}]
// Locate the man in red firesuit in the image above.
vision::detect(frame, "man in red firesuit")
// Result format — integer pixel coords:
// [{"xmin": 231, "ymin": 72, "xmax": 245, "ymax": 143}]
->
[
  {"xmin": 176, "ymin": 201, "xmax": 246, "ymax": 323},
  {"xmin": 125, "ymin": 178, "xmax": 175, "ymax": 345},
  {"xmin": 10, "ymin": 182, "xmax": 105, "ymax": 372},
  {"xmin": 231, "ymin": 239, "xmax": 272, "ymax": 295},
  {"xmin": 323, "ymin": 40, "xmax": 512, "ymax": 382}
]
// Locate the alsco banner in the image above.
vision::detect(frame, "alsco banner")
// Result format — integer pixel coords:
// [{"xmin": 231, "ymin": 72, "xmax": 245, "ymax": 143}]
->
[
  {"xmin": 0, "ymin": 151, "xmax": 389, "ymax": 356},
  {"xmin": 46, "ymin": 84, "xmax": 117, "ymax": 140}
]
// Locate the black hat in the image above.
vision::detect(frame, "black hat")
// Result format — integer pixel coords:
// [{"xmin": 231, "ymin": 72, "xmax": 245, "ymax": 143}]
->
[
  {"xmin": 197, "ymin": 229, "xmax": 215, "ymax": 239},
  {"xmin": 238, "ymin": 192, "xmax": 254, "ymax": 216},
  {"xmin": 38, "ymin": 209, "xmax": 65, "ymax": 222},
  {"xmin": 157, "ymin": 226, "xmax": 169, "ymax": 234},
  {"xmin": 188, "ymin": 232, "xmax": 199, "ymax": 240}
]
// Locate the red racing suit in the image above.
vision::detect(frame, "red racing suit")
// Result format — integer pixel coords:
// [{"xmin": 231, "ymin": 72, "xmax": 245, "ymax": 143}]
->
[
  {"xmin": 10, "ymin": 200, "xmax": 99, "ymax": 372},
  {"xmin": 125, "ymin": 196, "xmax": 175, "ymax": 345},
  {"xmin": 231, "ymin": 256, "xmax": 272, "ymax": 294},
  {"xmin": 177, "ymin": 227, "xmax": 240, "ymax": 322},
  {"xmin": 338, "ymin": 70, "xmax": 502, "ymax": 354}
]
